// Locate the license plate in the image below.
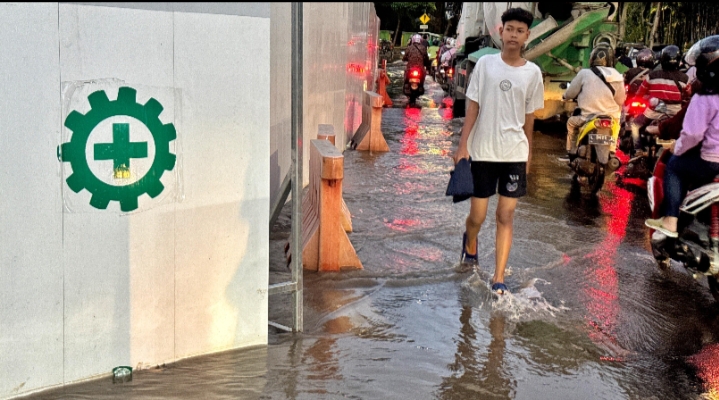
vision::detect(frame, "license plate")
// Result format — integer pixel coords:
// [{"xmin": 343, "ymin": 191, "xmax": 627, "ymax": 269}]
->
[
  {"xmin": 588, "ymin": 134, "xmax": 614, "ymax": 145},
  {"xmin": 409, "ymin": 78, "xmax": 420, "ymax": 83}
]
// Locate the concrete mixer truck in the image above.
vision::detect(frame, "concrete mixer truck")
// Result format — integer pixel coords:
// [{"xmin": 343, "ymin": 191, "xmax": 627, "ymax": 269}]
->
[{"xmin": 450, "ymin": 2, "xmax": 622, "ymax": 119}]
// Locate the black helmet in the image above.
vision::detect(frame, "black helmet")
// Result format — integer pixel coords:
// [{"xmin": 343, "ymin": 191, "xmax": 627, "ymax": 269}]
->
[
  {"xmin": 635, "ymin": 48, "xmax": 655, "ymax": 69},
  {"xmin": 589, "ymin": 44, "xmax": 615, "ymax": 67},
  {"xmin": 690, "ymin": 35, "xmax": 719, "ymax": 94},
  {"xmin": 660, "ymin": 45, "xmax": 682, "ymax": 71}
]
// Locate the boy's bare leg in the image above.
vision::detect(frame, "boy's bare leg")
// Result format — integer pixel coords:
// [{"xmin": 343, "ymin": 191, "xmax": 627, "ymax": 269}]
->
[
  {"xmin": 465, "ymin": 197, "xmax": 489, "ymax": 254},
  {"xmin": 494, "ymin": 195, "xmax": 518, "ymax": 284}
]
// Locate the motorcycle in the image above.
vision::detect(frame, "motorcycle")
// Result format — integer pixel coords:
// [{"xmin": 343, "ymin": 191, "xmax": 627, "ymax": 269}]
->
[
  {"xmin": 619, "ymin": 98, "xmax": 671, "ymax": 180},
  {"xmin": 648, "ymin": 147, "xmax": 719, "ymax": 301},
  {"xmin": 435, "ymin": 62, "xmax": 453, "ymax": 90},
  {"xmin": 403, "ymin": 65, "xmax": 426, "ymax": 106},
  {"xmin": 568, "ymin": 113, "xmax": 622, "ymax": 195},
  {"xmin": 379, "ymin": 39, "xmax": 393, "ymax": 64}
]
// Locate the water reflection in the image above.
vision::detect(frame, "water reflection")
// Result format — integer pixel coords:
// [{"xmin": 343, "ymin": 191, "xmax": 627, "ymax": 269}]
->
[{"xmin": 438, "ymin": 307, "xmax": 513, "ymax": 399}]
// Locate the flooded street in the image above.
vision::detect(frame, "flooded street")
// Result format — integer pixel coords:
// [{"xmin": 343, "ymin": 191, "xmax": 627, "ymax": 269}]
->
[{"xmin": 29, "ymin": 63, "xmax": 719, "ymax": 400}]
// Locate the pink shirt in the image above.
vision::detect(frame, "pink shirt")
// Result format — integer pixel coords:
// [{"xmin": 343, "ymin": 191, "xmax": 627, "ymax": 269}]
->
[{"xmin": 675, "ymin": 94, "xmax": 719, "ymax": 163}]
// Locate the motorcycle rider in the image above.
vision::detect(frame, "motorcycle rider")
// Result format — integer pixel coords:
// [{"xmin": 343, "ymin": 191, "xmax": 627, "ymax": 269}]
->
[
  {"xmin": 624, "ymin": 49, "xmax": 655, "ymax": 98},
  {"xmin": 560, "ymin": 44, "xmax": 626, "ymax": 162},
  {"xmin": 436, "ymin": 37, "xmax": 451, "ymax": 67},
  {"xmin": 402, "ymin": 34, "xmax": 430, "ymax": 101},
  {"xmin": 645, "ymin": 35, "xmax": 719, "ymax": 238},
  {"xmin": 630, "ymin": 45, "xmax": 689, "ymax": 156}
]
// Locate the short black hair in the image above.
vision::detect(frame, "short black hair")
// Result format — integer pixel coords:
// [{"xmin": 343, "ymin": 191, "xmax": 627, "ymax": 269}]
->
[
  {"xmin": 501, "ymin": 7, "xmax": 534, "ymax": 28},
  {"xmin": 422, "ymin": 33, "xmax": 428, "ymax": 39}
]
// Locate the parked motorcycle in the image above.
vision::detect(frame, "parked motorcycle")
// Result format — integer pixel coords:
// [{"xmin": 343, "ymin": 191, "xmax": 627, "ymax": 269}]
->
[
  {"xmin": 648, "ymin": 148, "xmax": 719, "ymax": 301},
  {"xmin": 404, "ymin": 65, "xmax": 426, "ymax": 106}
]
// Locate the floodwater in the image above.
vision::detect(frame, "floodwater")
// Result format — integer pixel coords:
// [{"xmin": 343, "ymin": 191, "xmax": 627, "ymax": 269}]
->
[{"xmin": 28, "ymin": 62, "xmax": 719, "ymax": 400}]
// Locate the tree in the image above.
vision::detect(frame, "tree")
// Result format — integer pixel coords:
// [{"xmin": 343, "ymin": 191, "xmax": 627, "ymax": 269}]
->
[
  {"xmin": 620, "ymin": 2, "xmax": 717, "ymax": 50},
  {"xmin": 376, "ymin": 2, "xmax": 436, "ymax": 46}
]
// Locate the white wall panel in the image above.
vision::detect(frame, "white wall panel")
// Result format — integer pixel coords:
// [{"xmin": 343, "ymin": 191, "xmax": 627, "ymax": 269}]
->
[
  {"xmin": 59, "ymin": 4, "xmax": 174, "ymax": 87},
  {"xmin": 172, "ymin": 11, "xmax": 269, "ymax": 358},
  {"xmin": 0, "ymin": 3, "xmax": 64, "ymax": 398},
  {"xmin": 57, "ymin": 3, "xmax": 176, "ymax": 383},
  {"xmin": 269, "ymin": 3, "xmax": 291, "ymax": 208}
]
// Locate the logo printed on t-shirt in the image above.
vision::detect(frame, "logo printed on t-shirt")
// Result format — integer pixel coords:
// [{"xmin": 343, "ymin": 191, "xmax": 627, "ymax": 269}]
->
[{"xmin": 499, "ymin": 80, "xmax": 512, "ymax": 91}]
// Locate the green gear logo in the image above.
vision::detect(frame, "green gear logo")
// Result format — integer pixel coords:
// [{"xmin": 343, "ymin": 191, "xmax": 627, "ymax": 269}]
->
[{"xmin": 58, "ymin": 86, "xmax": 176, "ymax": 212}]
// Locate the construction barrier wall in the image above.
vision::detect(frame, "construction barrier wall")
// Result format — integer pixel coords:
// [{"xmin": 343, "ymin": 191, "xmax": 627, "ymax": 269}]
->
[
  {"xmin": 1, "ymin": 3, "xmax": 270, "ymax": 398},
  {"xmin": 270, "ymin": 3, "xmax": 379, "ymax": 203}
]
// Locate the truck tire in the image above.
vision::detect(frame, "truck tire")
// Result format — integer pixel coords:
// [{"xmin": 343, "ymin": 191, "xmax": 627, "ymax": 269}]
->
[{"xmin": 453, "ymin": 98, "xmax": 465, "ymax": 118}]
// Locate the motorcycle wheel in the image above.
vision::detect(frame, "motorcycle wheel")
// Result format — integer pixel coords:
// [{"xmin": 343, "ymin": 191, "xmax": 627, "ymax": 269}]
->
[
  {"xmin": 707, "ymin": 276, "xmax": 719, "ymax": 302},
  {"xmin": 408, "ymin": 94, "xmax": 418, "ymax": 106},
  {"xmin": 590, "ymin": 165, "xmax": 605, "ymax": 195}
]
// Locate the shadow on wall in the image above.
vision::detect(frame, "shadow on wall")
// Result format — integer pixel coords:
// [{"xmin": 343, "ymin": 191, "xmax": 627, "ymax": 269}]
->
[{"xmin": 225, "ymin": 156, "xmax": 269, "ymax": 351}]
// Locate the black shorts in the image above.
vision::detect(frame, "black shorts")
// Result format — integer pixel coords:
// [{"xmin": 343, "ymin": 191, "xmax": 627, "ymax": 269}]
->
[{"xmin": 471, "ymin": 161, "xmax": 527, "ymax": 198}]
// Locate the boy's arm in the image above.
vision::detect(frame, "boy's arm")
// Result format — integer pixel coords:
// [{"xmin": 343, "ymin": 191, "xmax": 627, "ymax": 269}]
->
[
  {"xmin": 524, "ymin": 113, "xmax": 535, "ymax": 174},
  {"xmin": 454, "ymin": 100, "xmax": 480, "ymax": 163}
]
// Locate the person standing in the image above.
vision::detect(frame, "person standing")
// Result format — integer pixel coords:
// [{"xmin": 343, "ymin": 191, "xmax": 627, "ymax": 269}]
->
[{"xmin": 453, "ymin": 7, "xmax": 544, "ymax": 295}]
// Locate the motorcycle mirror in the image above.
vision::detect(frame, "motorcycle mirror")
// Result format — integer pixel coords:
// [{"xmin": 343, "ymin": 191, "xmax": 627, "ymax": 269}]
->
[{"xmin": 559, "ymin": 82, "xmax": 570, "ymax": 90}]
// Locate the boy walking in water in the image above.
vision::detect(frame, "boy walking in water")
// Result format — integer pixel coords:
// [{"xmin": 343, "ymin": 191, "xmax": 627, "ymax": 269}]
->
[{"xmin": 453, "ymin": 8, "xmax": 544, "ymax": 295}]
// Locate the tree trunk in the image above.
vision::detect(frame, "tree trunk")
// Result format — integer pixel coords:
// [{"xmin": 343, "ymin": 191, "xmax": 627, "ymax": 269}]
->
[
  {"xmin": 618, "ymin": 2, "xmax": 628, "ymax": 41},
  {"xmin": 649, "ymin": 2, "xmax": 661, "ymax": 49},
  {"xmin": 394, "ymin": 17, "xmax": 401, "ymax": 46}
]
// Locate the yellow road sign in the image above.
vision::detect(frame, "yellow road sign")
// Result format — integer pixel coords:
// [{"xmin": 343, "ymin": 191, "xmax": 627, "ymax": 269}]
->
[{"xmin": 419, "ymin": 13, "xmax": 430, "ymax": 25}]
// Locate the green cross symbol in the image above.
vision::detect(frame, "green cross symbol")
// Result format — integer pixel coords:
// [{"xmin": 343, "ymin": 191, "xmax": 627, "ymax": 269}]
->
[{"xmin": 94, "ymin": 123, "xmax": 148, "ymax": 171}]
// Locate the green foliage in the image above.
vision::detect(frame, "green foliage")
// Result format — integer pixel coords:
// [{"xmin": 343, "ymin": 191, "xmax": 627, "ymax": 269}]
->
[
  {"xmin": 621, "ymin": 2, "xmax": 717, "ymax": 49},
  {"xmin": 388, "ymin": 2, "xmax": 436, "ymax": 15}
]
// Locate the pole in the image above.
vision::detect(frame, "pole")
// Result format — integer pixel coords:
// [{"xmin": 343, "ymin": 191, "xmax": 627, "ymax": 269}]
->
[{"xmin": 290, "ymin": 2, "xmax": 304, "ymax": 333}]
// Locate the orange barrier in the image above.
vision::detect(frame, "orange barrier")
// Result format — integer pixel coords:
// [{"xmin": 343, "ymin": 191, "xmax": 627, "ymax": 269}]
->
[
  {"xmin": 317, "ymin": 123, "xmax": 336, "ymax": 145},
  {"xmin": 376, "ymin": 68, "xmax": 392, "ymax": 108},
  {"xmin": 287, "ymin": 139, "xmax": 362, "ymax": 272},
  {"xmin": 350, "ymin": 91, "xmax": 389, "ymax": 152},
  {"xmin": 314, "ymin": 124, "xmax": 352, "ymax": 232}
]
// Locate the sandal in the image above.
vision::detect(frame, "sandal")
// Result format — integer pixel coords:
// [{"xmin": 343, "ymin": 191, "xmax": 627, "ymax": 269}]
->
[
  {"xmin": 491, "ymin": 282, "xmax": 508, "ymax": 295},
  {"xmin": 461, "ymin": 232, "xmax": 478, "ymax": 265},
  {"xmin": 645, "ymin": 217, "xmax": 678, "ymax": 238}
]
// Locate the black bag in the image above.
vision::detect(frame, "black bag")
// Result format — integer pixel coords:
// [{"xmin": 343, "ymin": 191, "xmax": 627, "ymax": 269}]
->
[{"xmin": 446, "ymin": 158, "xmax": 474, "ymax": 203}]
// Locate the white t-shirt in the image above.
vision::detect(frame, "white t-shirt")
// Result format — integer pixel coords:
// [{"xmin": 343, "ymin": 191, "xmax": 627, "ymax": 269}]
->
[
  {"xmin": 562, "ymin": 67, "xmax": 625, "ymax": 119},
  {"xmin": 465, "ymin": 53, "xmax": 544, "ymax": 162}
]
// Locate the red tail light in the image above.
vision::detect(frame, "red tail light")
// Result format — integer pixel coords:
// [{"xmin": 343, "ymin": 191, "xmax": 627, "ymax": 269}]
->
[
  {"xmin": 411, "ymin": 70, "xmax": 419, "ymax": 77},
  {"xmin": 597, "ymin": 119, "xmax": 612, "ymax": 128},
  {"xmin": 627, "ymin": 97, "xmax": 647, "ymax": 115}
]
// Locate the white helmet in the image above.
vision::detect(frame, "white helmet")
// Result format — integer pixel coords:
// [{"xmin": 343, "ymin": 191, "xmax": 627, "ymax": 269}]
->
[{"xmin": 411, "ymin": 34, "xmax": 422, "ymax": 44}]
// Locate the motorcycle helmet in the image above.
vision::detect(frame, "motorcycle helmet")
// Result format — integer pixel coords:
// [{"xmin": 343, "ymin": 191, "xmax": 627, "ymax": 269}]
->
[
  {"xmin": 411, "ymin": 34, "xmax": 422, "ymax": 44},
  {"xmin": 691, "ymin": 35, "xmax": 719, "ymax": 94},
  {"xmin": 635, "ymin": 48, "xmax": 655, "ymax": 69},
  {"xmin": 589, "ymin": 44, "xmax": 615, "ymax": 67},
  {"xmin": 659, "ymin": 45, "xmax": 681, "ymax": 71},
  {"xmin": 685, "ymin": 40, "xmax": 702, "ymax": 67}
]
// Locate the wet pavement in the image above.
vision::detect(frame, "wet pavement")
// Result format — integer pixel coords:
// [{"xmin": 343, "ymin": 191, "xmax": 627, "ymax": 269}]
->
[{"xmin": 28, "ymin": 62, "xmax": 719, "ymax": 400}]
